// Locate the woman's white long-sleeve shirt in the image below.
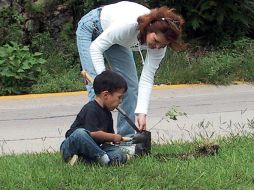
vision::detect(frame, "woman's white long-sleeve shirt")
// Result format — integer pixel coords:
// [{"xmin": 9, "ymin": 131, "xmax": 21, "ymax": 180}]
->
[{"xmin": 90, "ymin": 1, "xmax": 166, "ymax": 115}]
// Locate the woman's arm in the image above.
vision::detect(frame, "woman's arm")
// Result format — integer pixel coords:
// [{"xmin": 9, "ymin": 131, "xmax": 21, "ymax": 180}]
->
[
  {"xmin": 135, "ymin": 47, "xmax": 167, "ymax": 115},
  {"xmin": 90, "ymin": 22, "xmax": 138, "ymax": 74}
]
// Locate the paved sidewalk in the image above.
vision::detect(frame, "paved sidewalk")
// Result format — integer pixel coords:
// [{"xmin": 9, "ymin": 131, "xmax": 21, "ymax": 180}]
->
[{"xmin": 0, "ymin": 84, "xmax": 254, "ymax": 155}]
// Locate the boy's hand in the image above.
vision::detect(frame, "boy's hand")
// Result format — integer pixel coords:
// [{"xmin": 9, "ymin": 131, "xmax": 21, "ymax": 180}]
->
[{"xmin": 112, "ymin": 134, "xmax": 122, "ymax": 143}]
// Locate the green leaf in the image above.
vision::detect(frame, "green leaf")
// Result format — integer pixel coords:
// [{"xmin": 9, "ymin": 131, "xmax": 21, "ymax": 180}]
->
[
  {"xmin": 1, "ymin": 68, "xmax": 15, "ymax": 77},
  {"xmin": 21, "ymin": 46, "xmax": 29, "ymax": 51},
  {"xmin": 0, "ymin": 48, "xmax": 7, "ymax": 57},
  {"xmin": 0, "ymin": 60, "xmax": 5, "ymax": 66},
  {"xmin": 34, "ymin": 52, "xmax": 43, "ymax": 56},
  {"xmin": 21, "ymin": 61, "xmax": 30, "ymax": 70},
  {"xmin": 38, "ymin": 58, "xmax": 46, "ymax": 64},
  {"xmin": 17, "ymin": 68, "xmax": 25, "ymax": 73},
  {"xmin": 191, "ymin": 17, "xmax": 201, "ymax": 30}
]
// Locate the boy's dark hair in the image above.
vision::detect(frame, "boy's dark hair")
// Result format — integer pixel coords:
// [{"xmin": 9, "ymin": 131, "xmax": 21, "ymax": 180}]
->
[{"xmin": 93, "ymin": 70, "xmax": 128, "ymax": 95}]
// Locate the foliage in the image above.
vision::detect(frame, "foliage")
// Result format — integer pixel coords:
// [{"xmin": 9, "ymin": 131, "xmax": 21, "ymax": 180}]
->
[
  {"xmin": 165, "ymin": 106, "xmax": 187, "ymax": 121},
  {"xmin": 30, "ymin": 32, "xmax": 55, "ymax": 57},
  {"xmin": 154, "ymin": 38, "xmax": 254, "ymax": 85},
  {"xmin": 31, "ymin": 66, "xmax": 83, "ymax": 93},
  {"xmin": 196, "ymin": 52, "xmax": 239, "ymax": 84},
  {"xmin": 0, "ymin": 6, "xmax": 24, "ymax": 45},
  {"xmin": 147, "ymin": 0, "xmax": 254, "ymax": 45},
  {"xmin": 196, "ymin": 38, "xmax": 254, "ymax": 83},
  {"xmin": 29, "ymin": 26, "xmax": 82, "ymax": 94},
  {"xmin": 154, "ymin": 50, "xmax": 197, "ymax": 84},
  {"xmin": 231, "ymin": 38, "xmax": 254, "ymax": 81},
  {"xmin": 0, "ymin": 42, "xmax": 46, "ymax": 95}
]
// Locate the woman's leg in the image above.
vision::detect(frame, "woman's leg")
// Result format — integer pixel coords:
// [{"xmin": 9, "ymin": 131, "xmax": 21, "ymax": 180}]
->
[
  {"xmin": 104, "ymin": 45, "xmax": 138, "ymax": 136},
  {"xmin": 76, "ymin": 8, "xmax": 102, "ymax": 101}
]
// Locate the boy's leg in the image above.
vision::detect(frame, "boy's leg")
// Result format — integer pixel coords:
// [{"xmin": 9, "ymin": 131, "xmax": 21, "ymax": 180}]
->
[
  {"xmin": 104, "ymin": 45, "xmax": 138, "ymax": 136},
  {"xmin": 60, "ymin": 128, "xmax": 108, "ymax": 164},
  {"xmin": 101, "ymin": 143, "xmax": 128, "ymax": 165}
]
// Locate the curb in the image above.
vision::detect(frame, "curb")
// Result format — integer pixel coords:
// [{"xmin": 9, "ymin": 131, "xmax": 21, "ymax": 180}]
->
[{"xmin": 0, "ymin": 83, "xmax": 233, "ymax": 101}]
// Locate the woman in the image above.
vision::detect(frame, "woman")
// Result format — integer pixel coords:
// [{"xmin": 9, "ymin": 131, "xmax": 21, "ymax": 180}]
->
[{"xmin": 76, "ymin": 1, "xmax": 185, "ymax": 136}]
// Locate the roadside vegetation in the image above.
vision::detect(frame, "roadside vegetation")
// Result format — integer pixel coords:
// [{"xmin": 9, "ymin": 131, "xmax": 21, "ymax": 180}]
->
[
  {"xmin": 0, "ymin": 0, "xmax": 254, "ymax": 95},
  {"xmin": 1, "ymin": 135, "xmax": 254, "ymax": 189}
]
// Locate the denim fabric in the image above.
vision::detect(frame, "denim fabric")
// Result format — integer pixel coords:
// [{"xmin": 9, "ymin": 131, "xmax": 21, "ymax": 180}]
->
[
  {"xmin": 104, "ymin": 45, "xmax": 138, "ymax": 136},
  {"xmin": 76, "ymin": 8, "xmax": 103, "ymax": 100},
  {"xmin": 76, "ymin": 8, "xmax": 138, "ymax": 136},
  {"xmin": 60, "ymin": 128, "xmax": 127, "ymax": 164}
]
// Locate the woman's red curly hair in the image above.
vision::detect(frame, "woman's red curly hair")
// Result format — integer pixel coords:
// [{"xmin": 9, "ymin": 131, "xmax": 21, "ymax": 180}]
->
[{"xmin": 137, "ymin": 6, "xmax": 185, "ymax": 51}]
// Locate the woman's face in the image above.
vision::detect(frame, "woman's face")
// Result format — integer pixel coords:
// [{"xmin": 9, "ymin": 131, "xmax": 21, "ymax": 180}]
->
[{"xmin": 146, "ymin": 32, "xmax": 168, "ymax": 49}]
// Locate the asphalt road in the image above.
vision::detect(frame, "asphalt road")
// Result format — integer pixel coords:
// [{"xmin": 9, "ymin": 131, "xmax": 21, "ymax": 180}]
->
[{"xmin": 0, "ymin": 84, "xmax": 253, "ymax": 155}]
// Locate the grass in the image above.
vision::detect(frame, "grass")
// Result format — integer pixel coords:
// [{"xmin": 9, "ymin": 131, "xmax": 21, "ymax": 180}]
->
[
  {"xmin": 155, "ymin": 38, "xmax": 254, "ymax": 85},
  {"xmin": 24, "ymin": 38, "xmax": 254, "ymax": 95},
  {"xmin": 1, "ymin": 135, "xmax": 254, "ymax": 189}
]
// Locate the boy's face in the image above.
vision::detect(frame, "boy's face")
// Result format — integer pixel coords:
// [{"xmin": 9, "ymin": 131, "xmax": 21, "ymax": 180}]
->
[{"xmin": 104, "ymin": 89, "xmax": 125, "ymax": 111}]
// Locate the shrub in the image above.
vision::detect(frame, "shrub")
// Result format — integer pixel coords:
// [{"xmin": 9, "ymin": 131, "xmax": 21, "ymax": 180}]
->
[
  {"xmin": 31, "ymin": 66, "xmax": 84, "ymax": 93},
  {"xmin": 0, "ymin": 42, "xmax": 46, "ymax": 95},
  {"xmin": 196, "ymin": 52, "xmax": 239, "ymax": 84},
  {"xmin": 148, "ymin": 0, "xmax": 254, "ymax": 45},
  {"xmin": 231, "ymin": 38, "xmax": 254, "ymax": 81},
  {"xmin": 0, "ymin": 7, "xmax": 24, "ymax": 45},
  {"xmin": 155, "ymin": 50, "xmax": 197, "ymax": 84}
]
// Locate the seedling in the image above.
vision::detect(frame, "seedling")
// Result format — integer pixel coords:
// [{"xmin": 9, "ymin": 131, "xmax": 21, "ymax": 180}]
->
[{"xmin": 165, "ymin": 106, "xmax": 187, "ymax": 121}]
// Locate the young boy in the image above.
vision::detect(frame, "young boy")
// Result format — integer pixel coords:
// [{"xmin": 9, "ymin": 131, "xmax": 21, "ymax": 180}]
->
[{"xmin": 60, "ymin": 70, "xmax": 128, "ymax": 165}]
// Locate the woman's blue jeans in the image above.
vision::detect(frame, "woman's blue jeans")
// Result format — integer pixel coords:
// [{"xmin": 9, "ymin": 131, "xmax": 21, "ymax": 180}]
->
[
  {"xmin": 60, "ymin": 128, "xmax": 127, "ymax": 165},
  {"xmin": 76, "ymin": 8, "xmax": 138, "ymax": 136}
]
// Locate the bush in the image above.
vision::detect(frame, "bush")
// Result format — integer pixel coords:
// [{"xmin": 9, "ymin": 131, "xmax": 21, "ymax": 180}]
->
[
  {"xmin": 155, "ymin": 38, "xmax": 254, "ymax": 85},
  {"xmin": 0, "ymin": 42, "xmax": 46, "ymax": 95},
  {"xmin": 155, "ymin": 50, "xmax": 198, "ymax": 84},
  {"xmin": 31, "ymin": 66, "xmax": 84, "ymax": 93},
  {"xmin": 231, "ymin": 38, "xmax": 254, "ymax": 81},
  {"xmin": 196, "ymin": 52, "xmax": 239, "ymax": 84},
  {"xmin": 148, "ymin": 0, "xmax": 254, "ymax": 46},
  {"xmin": 0, "ymin": 7, "xmax": 24, "ymax": 45}
]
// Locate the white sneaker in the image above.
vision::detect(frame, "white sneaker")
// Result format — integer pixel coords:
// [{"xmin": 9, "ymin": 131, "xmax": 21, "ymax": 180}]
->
[
  {"xmin": 119, "ymin": 144, "xmax": 136, "ymax": 157},
  {"xmin": 97, "ymin": 154, "xmax": 110, "ymax": 165}
]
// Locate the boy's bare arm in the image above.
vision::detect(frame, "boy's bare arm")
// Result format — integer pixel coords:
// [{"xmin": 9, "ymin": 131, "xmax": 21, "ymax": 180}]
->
[{"xmin": 90, "ymin": 131, "xmax": 122, "ymax": 143}]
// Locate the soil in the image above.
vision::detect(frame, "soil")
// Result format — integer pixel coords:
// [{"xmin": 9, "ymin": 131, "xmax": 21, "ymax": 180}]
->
[{"xmin": 154, "ymin": 143, "xmax": 220, "ymax": 161}]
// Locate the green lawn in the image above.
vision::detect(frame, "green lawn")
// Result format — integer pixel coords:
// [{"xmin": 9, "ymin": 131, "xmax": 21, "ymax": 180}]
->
[{"xmin": 1, "ymin": 135, "xmax": 254, "ymax": 189}]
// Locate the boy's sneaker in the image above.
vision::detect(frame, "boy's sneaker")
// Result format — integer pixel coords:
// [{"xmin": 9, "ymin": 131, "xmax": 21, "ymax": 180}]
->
[
  {"xmin": 68, "ymin": 154, "xmax": 78, "ymax": 166},
  {"xmin": 97, "ymin": 154, "xmax": 110, "ymax": 165},
  {"xmin": 119, "ymin": 144, "xmax": 136, "ymax": 158}
]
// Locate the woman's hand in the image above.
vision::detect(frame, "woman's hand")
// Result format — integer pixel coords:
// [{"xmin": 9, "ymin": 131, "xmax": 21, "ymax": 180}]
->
[{"xmin": 136, "ymin": 113, "xmax": 147, "ymax": 131}]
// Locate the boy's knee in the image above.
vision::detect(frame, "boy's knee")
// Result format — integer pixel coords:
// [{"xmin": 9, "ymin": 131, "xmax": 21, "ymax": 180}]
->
[
  {"xmin": 72, "ymin": 128, "xmax": 90, "ymax": 140},
  {"xmin": 60, "ymin": 128, "xmax": 91, "ymax": 162}
]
